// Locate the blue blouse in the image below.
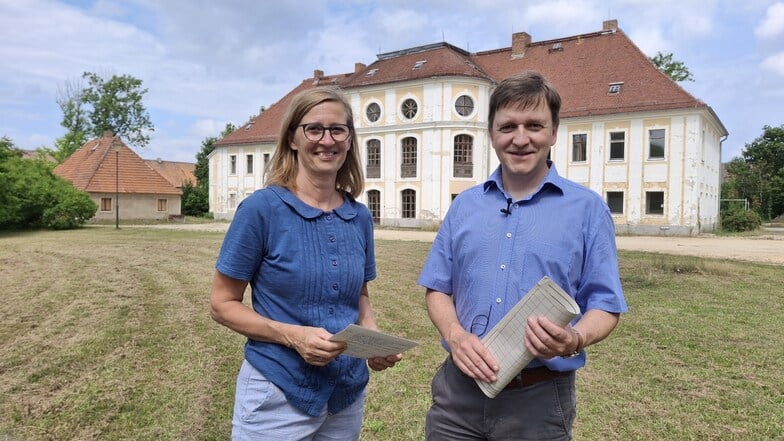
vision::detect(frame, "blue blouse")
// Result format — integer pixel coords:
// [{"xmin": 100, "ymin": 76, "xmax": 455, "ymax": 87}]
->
[
  {"xmin": 418, "ymin": 163, "xmax": 628, "ymax": 372},
  {"xmin": 216, "ymin": 185, "xmax": 376, "ymax": 416}
]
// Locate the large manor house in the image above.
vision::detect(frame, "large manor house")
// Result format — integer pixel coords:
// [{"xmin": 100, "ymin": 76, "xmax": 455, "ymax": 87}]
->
[{"xmin": 209, "ymin": 19, "xmax": 727, "ymax": 236}]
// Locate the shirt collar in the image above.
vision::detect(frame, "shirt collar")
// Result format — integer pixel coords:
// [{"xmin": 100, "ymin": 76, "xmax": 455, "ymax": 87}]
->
[
  {"xmin": 482, "ymin": 161, "xmax": 565, "ymax": 201},
  {"xmin": 269, "ymin": 185, "xmax": 357, "ymax": 220}
]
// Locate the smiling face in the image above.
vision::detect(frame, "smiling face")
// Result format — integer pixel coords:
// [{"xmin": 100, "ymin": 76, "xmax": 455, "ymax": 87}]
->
[
  {"xmin": 290, "ymin": 100, "xmax": 352, "ymax": 182},
  {"xmin": 489, "ymin": 101, "xmax": 558, "ymax": 193}
]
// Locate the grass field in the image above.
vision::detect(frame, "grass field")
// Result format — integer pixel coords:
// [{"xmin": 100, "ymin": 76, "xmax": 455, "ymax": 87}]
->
[{"xmin": 1, "ymin": 227, "xmax": 782, "ymax": 440}]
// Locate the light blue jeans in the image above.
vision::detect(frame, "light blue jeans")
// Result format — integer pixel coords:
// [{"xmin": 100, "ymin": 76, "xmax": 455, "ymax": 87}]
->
[{"xmin": 232, "ymin": 359, "xmax": 365, "ymax": 441}]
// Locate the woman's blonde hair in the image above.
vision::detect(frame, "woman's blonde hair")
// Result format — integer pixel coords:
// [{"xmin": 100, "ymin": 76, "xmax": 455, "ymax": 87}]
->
[{"xmin": 265, "ymin": 86, "xmax": 364, "ymax": 198}]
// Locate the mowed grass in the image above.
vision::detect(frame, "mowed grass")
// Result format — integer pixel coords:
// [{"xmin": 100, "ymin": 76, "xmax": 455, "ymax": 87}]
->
[{"xmin": 0, "ymin": 227, "xmax": 782, "ymax": 440}]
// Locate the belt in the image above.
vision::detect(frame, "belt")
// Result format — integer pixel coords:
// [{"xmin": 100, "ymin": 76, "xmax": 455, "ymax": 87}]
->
[{"xmin": 503, "ymin": 366, "xmax": 571, "ymax": 390}]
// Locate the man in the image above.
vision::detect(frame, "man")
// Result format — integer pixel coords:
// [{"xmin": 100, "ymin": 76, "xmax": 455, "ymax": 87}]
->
[{"xmin": 418, "ymin": 71, "xmax": 628, "ymax": 441}]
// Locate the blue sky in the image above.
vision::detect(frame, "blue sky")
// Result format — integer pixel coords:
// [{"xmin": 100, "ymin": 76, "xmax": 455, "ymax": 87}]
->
[{"xmin": 1, "ymin": 0, "xmax": 783, "ymax": 163}]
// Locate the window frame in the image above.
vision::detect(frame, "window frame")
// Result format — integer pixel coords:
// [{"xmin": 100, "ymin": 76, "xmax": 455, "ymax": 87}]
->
[
  {"xmin": 400, "ymin": 137, "xmax": 418, "ymax": 178},
  {"xmin": 367, "ymin": 189, "xmax": 381, "ymax": 224},
  {"xmin": 455, "ymin": 95, "xmax": 474, "ymax": 117},
  {"xmin": 648, "ymin": 128, "xmax": 666, "ymax": 160},
  {"xmin": 453, "ymin": 134, "xmax": 473, "ymax": 178},
  {"xmin": 100, "ymin": 197, "xmax": 112, "ymax": 212},
  {"xmin": 229, "ymin": 154, "xmax": 237, "ymax": 175},
  {"xmin": 609, "ymin": 131, "xmax": 625, "ymax": 161},
  {"xmin": 401, "ymin": 189, "xmax": 416, "ymax": 218},
  {"xmin": 246, "ymin": 154, "xmax": 254, "ymax": 174},
  {"xmin": 366, "ymin": 139, "xmax": 381, "ymax": 179},
  {"xmin": 157, "ymin": 198, "xmax": 168, "ymax": 212},
  {"xmin": 366, "ymin": 102, "xmax": 381, "ymax": 123},
  {"xmin": 571, "ymin": 133, "xmax": 587, "ymax": 162},
  {"xmin": 606, "ymin": 191, "xmax": 624, "ymax": 214},
  {"xmin": 401, "ymin": 98, "xmax": 418, "ymax": 120},
  {"xmin": 645, "ymin": 191, "xmax": 665, "ymax": 215}
]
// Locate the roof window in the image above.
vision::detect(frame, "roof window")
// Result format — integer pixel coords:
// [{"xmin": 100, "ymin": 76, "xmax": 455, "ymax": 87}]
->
[
  {"xmin": 608, "ymin": 82, "xmax": 623, "ymax": 94},
  {"xmin": 366, "ymin": 68, "xmax": 379, "ymax": 77},
  {"xmin": 413, "ymin": 60, "xmax": 427, "ymax": 70}
]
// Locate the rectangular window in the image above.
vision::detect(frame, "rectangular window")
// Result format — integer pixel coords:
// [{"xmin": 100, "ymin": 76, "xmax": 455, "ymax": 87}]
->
[
  {"xmin": 645, "ymin": 191, "xmax": 664, "ymax": 215},
  {"xmin": 609, "ymin": 131, "xmax": 625, "ymax": 160},
  {"xmin": 453, "ymin": 135, "xmax": 473, "ymax": 178},
  {"xmin": 101, "ymin": 197, "xmax": 112, "ymax": 212},
  {"xmin": 648, "ymin": 129, "xmax": 665, "ymax": 159},
  {"xmin": 246, "ymin": 154, "xmax": 254, "ymax": 174},
  {"xmin": 230, "ymin": 155, "xmax": 237, "ymax": 174},
  {"xmin": 571, "ymin": 134, "xmax": 587, "ymax": 162},
  {"xmin": 229, "ymin": 193, "xmax": 237, "ymax": 209},
  {"xmin": 606, "ymin": 191, "xmax": 624, "ymax": 214},
  {"xmin": 401, "ymin": 138, "xmax": 417, "ymax": 178},
  {"xmin": 157, "ymin": 199, "xmax": 168, "ymax": 212}
]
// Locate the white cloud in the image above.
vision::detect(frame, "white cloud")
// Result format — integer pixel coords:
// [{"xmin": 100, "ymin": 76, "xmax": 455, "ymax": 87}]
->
[
  {"xmin": 755, "ymin": 2, "xmax": 784, "ymax": 39},
  {"xmin": 761, "ymin": 51, "xmax": 784, "ymax": 76}
]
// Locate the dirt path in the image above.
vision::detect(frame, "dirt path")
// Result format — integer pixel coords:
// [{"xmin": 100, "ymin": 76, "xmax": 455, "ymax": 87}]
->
[
  {"xmin": 140, "ymin": 223, "xmax": 784, "ymax": 265},
  {"xmin": 373, "ymin": 230, "xmax": 784, "ymax": 265}
]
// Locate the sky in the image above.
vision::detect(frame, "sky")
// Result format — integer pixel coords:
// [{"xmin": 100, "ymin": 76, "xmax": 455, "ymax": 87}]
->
[{"xmin": 1, "ymin": 0, "xmax": 783, "ymax": 164}]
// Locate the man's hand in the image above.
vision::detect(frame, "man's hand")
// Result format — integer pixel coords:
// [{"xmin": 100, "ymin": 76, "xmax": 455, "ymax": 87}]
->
[
  {"xmin": 524, "ymin": 316, "xmax": 578, "ymax": 358},
  {"xmin": 447, "ymin": 325, "xmax": 499, "ymax": 382}
]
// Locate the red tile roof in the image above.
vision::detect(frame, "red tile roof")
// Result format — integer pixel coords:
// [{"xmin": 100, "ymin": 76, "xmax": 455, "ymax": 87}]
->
[
  {"xmin": 217, "ymin": 20, "xmax": 725, "ymax": 147},
  {"xmin": 54, "ymin": 132, "xmax": 181, "ymax": 195},
  {"xmin": 144, "ymin": 159, "xmax": 196, "ymax": 188}
]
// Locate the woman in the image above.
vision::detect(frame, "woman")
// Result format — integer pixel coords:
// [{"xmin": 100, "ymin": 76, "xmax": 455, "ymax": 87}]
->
[{"xmin": 210, "ymin": 86, "xmax": 401, "ymax": 440}]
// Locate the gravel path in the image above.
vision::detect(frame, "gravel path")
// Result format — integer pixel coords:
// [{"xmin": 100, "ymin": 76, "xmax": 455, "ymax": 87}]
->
[{"xmin": 142, "ymin": 223, "xmax": 784, "ymax": 265}]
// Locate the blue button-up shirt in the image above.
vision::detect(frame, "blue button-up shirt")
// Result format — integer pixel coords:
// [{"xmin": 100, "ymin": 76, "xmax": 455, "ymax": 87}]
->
[
  {"xmin": 418, "ymin": 164, "xmax": 627, "ymax": 371},
  {"xmin": 216, "ymin": 185, "xmax": 375, "ymax": 416}
]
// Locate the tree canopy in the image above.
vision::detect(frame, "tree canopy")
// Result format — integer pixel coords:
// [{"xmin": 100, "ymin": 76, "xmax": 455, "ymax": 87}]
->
[
  {"xmin": 722, "ymin": 125, "xmax": 784, "ymax": 222},
  {"xmin": 52, "ymin": 72, "xmax": 154, "ymax": 162},
  {"xmin": 650, "ymin": 51, "xmax": 694, "ymax": 82}
]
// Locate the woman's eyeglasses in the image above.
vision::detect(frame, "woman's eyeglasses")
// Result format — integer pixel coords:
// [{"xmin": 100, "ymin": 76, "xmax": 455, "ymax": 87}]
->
[{"xmin": 298, "ymin": 123, "xmax": 352, "ymax": 142}]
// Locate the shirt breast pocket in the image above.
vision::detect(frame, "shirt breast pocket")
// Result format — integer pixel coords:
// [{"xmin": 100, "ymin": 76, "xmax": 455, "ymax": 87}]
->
[{"xmin": 522, "ymin": 243, "xmax": 575, "ymax": 288}]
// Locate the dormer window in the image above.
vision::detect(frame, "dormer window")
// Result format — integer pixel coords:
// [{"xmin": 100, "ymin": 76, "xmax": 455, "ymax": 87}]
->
[
  {"xmin": 608, "ymin": 82, "xmax": 623, "ymax": 94},
  {"xmin": 413, "ymin": 60, "xmax": 427, "ymax": 70},
  {"xmin": 366, "ymin": 68, "xmax": 379, "ymax": 77}
]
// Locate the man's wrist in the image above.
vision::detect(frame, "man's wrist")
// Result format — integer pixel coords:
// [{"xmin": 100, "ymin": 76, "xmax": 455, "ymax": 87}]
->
[{"xmin": 562, "ymin": 327, "xmax": 583, "ymax": 358}]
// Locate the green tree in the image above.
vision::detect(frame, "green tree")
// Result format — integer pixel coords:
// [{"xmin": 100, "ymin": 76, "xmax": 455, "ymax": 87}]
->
[
  {"xmin": 722, "ymin": 125, "xmax": 784, "ymax": 221},
  {"xmin": 184, "ymin": 123, "xmax": 236, "ymax": 217},
  {"xmin": 650, "ymin": 51, "xmax": 694, "ymax": 82},
  {"xmin": 54, "ymin": 72, "xmax": 154, "ymax": 162},
  {"xmin": 0, "ymin": 136, "xmax": 96, "ymax": 230}
]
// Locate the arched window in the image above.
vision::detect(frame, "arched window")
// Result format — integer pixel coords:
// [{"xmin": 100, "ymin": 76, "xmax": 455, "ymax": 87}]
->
[
  {"xmin": 367, "ymin": 190, "xmax": 381, "ymax": 224},
  {"xmin": 366, "ymin": 139, "xmax": 380, "ymax": 179},
  {"xmin": 453, "ymin": 134, "xmax": 473, "ymax": 178},
  {"xmin": 401, "ymin": 137, "xmax": 417, "ymax": 178},
  {"xmin": 401, "ymin": 189, "xmax": 416, "ymax": 218}
]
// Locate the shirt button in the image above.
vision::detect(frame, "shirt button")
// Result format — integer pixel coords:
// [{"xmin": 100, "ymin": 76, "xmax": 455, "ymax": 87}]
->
[
  {"xmin": 332, "ymin": 260, "xmax": 338, "ymax": 266},
  {"xmin": 329, "ymin": 235, "xmax": 336, "ymax": 242},
  {"xmin": 496, "ymin": 298, "xmax": 502, "ymax": 303},
  {"xmin": 500, "ymin": 264, "xmax": 506, "ymax": 270},
  {"xmin": 506, "ymin": 232, "xmax": 512, "ymax": 238},
  {"xmin": 326, "ymin": 214, "xmax": 333, "ymax": 221},
  {"xmin": 332, "ymin": 283, "xmax": 339, "ymax": 290},
  {"xmin": 328, "ymin": 307, "xmax": 335, "ymax": 315}
]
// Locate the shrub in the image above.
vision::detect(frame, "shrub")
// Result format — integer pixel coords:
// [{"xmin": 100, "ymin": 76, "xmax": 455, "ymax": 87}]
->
[{"xmin": 720, "ymin": 207, "xmax": 762, "ymax": 232}]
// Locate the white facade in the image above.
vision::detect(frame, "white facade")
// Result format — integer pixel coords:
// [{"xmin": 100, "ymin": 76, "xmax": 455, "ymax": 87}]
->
[{"xmin": 208, "ymin": 77, "xmax": 724, "ymax": 235}]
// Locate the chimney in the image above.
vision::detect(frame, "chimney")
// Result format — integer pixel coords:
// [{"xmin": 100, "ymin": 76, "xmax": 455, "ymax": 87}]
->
[
  {"xmin": 512, "ymin": 32, "xmax": 531, "ymax": 59},
  {"xmin": 603, "ymin": 19, "xmax": 618, "ymax": 32},
  {"xmin": 313, "ymin": 69, "xmax": 324, "ymax": 79},
  {"xmin": 355, "ymin": 62, "xmax": 367, "ymax": 73}
]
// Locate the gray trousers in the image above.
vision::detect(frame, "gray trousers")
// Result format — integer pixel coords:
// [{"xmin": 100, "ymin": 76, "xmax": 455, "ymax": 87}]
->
[{"xmin": 425, "ymin": 357, "xmax": 576, "ymax": 441}]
